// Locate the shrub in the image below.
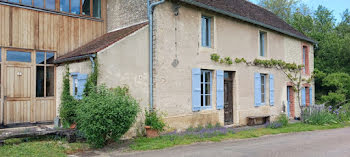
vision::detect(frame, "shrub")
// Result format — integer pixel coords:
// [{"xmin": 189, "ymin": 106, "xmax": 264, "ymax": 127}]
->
[
  {"xmin": 267, "ymin": 114, "xmax": 289, "ymax": 129},
  {"xmin": 303, "ymin": 110, "xmax": 338, "ymax": 125},
  {"xmin": 210, "ymin": 53, "xmax": 220, "ymax": 62},
  {"xmin": 60, "ymin": 65, "xmax": 78, "ymax": 126},
  {"xmin": 76, "ymin": 85, "xmax": 139, "ymax": 148},
  {"xmin": 145, "ymin": 110, "xmax": 166, "ymax": 132}
]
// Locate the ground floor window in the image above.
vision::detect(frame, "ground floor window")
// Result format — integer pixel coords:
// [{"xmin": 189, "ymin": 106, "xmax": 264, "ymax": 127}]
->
[
  {"xmin": 36, "ymin": 52, "xmax": 55, "ymax": 97},
  {"xmin": 260, "ymin": 74, "xmax": 266, "ymax": 104},
  {"xmin": 201, "ymin": 70, "xmax": 212, "ymax": 108}
]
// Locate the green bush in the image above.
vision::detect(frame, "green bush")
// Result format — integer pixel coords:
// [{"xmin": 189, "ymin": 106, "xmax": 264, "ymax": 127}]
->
[
  {"xmin": 60, "ymin": 65, "xmax": 78, "ymax": 126},
  {"xmin": 303, "ymin": 110, "xmax": 339, "ymax": 125},
  {"xmin": 76, "ymin": 85, "xmax": 139, "ymax": 148},
  {"xmin": 145, "ymin": 110, "xmax": 166, "ymax": 132}
]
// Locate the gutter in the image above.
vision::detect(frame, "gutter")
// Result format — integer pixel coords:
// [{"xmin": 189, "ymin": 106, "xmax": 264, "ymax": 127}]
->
[
  {"xmin": 148, "ymin": 0, "xmax": 166, "ymax": 111},
  {"xmin": 180, "ymin": 0, "xmax": 317, "ymax": 44},
  {"xmin": 54, "ymin": 54, "xmax": 96, "ymax": 64}
]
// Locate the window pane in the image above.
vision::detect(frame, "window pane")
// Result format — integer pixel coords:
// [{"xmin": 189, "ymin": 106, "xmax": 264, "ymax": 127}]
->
[
  {"xmin": 93, "ymin": 0, "xmax": 101, "ymax": 18},
  {"xmin": 36, "ymin": 66, "xmax": 45, "ymax": 97},
  {"xmin": 7, "ymin": 51, "xmax": 31, "ymax": 62},
  {"xmin": 60, "ymin": 0, "xmax": 70, "ymax": 12},
  {"xmin": 46, "ymin": 66, "xmax": 54, "ymax": 97},
  {"xmin": 22, "ymin": 0, "xmax": 32, "ymax": 5},
  {"xmin": 205, "ymin": 95, "xmax": 211, "ymax": 106},
  {"xmin": 0, "ymin": 48, "xmax": 2, "ymax": 62},
  {"xmin": 74, "ymin": 78, "xmax": 78, "ymax": 96},
  {"xmin": 36, "ymin": 52, "xmax": 45, "ymax": 64},
  {"xmin": 34, "ymin": 0, "xmax": 44, "ymax": 8},
  {"xmin": 201, "ymin": 95, "xmax": 204, "ymax": 107},
  {"xmin": 82, "ymin": 0, "xmax": 91, "ymax": 15},
  {"xmin": 46, "ymin": 52, "xmax": 55, "ymax": 64},
  {"xmin": 8, "ymin": 0, "xmax": 19, "ymax": 3},
  {"xmin": 205, "ymin": 72, "xmax": 210, "ymax": 82},
  {"xmin": 71, "ymin": 0, "xmax": 81, "ymax": 14},
  {"xmin": 46, "ymin": 0, "xmax": 56, "ymax": 10},
  {"xmin": 205, "ymin": 83, "xmax": 210, "ymax": 94},
  {"xmin": 201, "ymin": 83, "xmax": 203, "ymax": 95}
]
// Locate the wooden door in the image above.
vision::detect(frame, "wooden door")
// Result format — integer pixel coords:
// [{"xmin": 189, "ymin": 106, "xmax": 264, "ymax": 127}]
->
[
  {"xmin": 287, "ymin": 86, "xmax": 295, "ymax": 118},
  {"xmin": 4, "ymin": 64, "xmax": 33, "ymax": 125},
  {"xmin": 224, "ymin": 72, "xmax": 234, "ymax": 125}
]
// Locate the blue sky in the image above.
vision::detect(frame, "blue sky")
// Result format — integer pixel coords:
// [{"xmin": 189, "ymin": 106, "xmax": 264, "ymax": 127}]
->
[{"xmin": 249, "ymin": 0, "xmax": 349, "ymax": 22}]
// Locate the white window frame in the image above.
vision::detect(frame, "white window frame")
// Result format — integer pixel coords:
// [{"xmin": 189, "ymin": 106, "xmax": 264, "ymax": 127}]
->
[{"xmin": 201, "ymin": 70, "xmax": 212, "ymax": 110}]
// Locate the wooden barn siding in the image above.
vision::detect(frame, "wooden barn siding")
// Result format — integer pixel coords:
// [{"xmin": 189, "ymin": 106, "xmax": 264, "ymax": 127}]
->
[
  {"xmin": 0, "ymin": 3, "xmax": 106, "ymax": 57},
  {"xmin": 0, "ymin": 1, "xmax": 106, "ymax": 124}
]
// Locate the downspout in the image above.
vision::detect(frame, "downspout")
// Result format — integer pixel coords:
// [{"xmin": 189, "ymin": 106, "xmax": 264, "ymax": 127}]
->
[
  {"xmin": 148, "ymin": 0, "xmax": 166, "ymax": 111},
  {"xmin": 89, "ymin": 54, "xmax": 96, "ymax": 73}
]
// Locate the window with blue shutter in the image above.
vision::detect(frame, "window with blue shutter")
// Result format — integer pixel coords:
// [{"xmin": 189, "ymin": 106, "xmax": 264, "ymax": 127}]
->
[
  {"xmin": 201, "ymin": 16, "xmax": 211, "ymax": 47},
  {"xmin": 301, "ymin": 87, "xmax": 306, "ymax": 106},
  {"xmin": 254, "ymin": 73, "xmax": 261, "ymax": 106},
  {"xmin": 216, "ymin": 70, "xmax": 224, "ymax": 110},
  {"xmin": 192, "ymin": 68, "xmax": 201, "ymax": 112},
  {"xmin": 309, "ymin": 87, "xmax": 312, "ymax": 106},
  {"xmin": 269, "ymin": 74, "xmax": 274, "ymax": 106},
  {"xmin": 70, "ymin": 73, "xmax": 88, "ymax": 100}
]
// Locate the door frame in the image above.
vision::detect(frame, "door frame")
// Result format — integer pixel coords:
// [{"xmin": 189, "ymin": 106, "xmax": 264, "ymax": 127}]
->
[
  {"xmin": 1, "ymin": 47, "xmax": 57, "ymax": 126},
  {"xmin": 224, "ymin": 71, "xmax": 234, "ymax": 125}
]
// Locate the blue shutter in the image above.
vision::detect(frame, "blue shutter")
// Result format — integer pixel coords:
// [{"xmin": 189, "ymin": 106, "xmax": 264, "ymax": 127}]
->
[
  {"xmin": 269, "ymin": 74, "xmax": 274, "ymax": 106},
  {"xmin": 216, "ymin": 70, "xmax": 224, "ymax": 110},
  {"xmin": 309, "ymin": 87, "xmax": 312, "ymax": 106},
  {"xmin": 201, "ymin": 17, "xmax": 207, "ymax": 47},
  {"xmin": 254, "ymin": 73, "xmax": 261, "ymax": 106},
  {"xmin": 301, "ymin": 87, "xmax": 306, "ymax": 106},
  {"xmin": 77, "ymin": 74, "xmax": 88, "ymax": 100},
  {"xmin": 192, "ymin": 68, "xmax": 201, "ymax": 112}
]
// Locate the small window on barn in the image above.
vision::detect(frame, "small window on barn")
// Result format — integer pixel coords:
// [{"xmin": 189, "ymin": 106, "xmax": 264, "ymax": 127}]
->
[
  {"xmin": 70, "ymin": 73, "xmax": 88, "ymax": 100},
  {"xmin": 71, "ymin": 0, "xmax": 81, "ymax": 14},
  {"xmin": 21, "ymin": 0, "xmax": 33, "ymax": 6},
  {"xmin": 93, "ymin": 0, "xmax": 101, "ymax": 18},
  {"xmin": 82, "ymin": 0, "xmax": 91, "ymax": 15},
  {"xmin": 34, "ymin": 0, "xmax": 44, "ymax": 8},
  {"xmin": 36, "ymin": 52, "xmax": 55, "ymax": 98},
  {"xmin": 7, "ymin": 51, "xmax": 31, "ymax": 63},
  {"xmin": 46, "ymin": 0, "xmax": 56, "ymax": 10},
  {"xmin": 60, "ymin": 0, "xmax": 70, "ymax": 12},
  {"xmin": 8, "ymin": 0, "xmax": 20, "ymax": 3}
]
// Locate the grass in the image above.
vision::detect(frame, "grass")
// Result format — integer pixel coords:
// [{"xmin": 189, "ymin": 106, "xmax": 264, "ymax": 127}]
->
[
  {"xmin": 0, "ymin": 136, "xmax": 90, "ymax": 157},
  {"xmin": 130, "ymin": 122, "xmax": 350, "ymax": 151}
]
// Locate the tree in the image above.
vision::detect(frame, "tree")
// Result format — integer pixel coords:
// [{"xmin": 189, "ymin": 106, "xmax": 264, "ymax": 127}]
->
[{"xmin": 258, "ymin": 0, "xmax": 300, "ymax": 23}]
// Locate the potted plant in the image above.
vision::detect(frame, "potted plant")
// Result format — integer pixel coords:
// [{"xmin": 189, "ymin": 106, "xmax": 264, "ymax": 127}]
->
[{"xmin": 144, "ymin": 110, "xmax": 166, "ymax": 138}]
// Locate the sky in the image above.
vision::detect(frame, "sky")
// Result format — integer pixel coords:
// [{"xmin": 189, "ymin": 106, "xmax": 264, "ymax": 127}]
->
[{"xmin": 249, "ymin": 0, "xmax": 350, "ymax": 22}]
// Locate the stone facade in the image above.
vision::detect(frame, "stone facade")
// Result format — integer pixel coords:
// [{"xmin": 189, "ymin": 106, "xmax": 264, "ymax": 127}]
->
[
  {"xmin": 56, "ymin": 0, "xmax": 315, "ymax": 134},
  {"xmin": 152, "ymin": 1, "xmax": 314, "ymax": 130},
  {"xmin": 107, "ymin": 0, "xmax": 148, "ymax": 32}
]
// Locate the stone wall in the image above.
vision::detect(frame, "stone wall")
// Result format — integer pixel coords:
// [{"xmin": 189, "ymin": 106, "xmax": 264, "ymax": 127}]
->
[
  {"xmin": 152, "ymin": 1, "xmax": 314, "ymax": 130},
  {"xmin": 107, "ymin": 0, "xmax": 148, "ymax": 32}
]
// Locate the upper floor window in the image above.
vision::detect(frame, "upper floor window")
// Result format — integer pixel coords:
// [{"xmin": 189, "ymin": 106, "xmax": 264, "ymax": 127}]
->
[
  {"xmin": 303, "ymin": 46, "xmax": 309, "ymax": 74},
  {"xmin": 3, "ymin": 0, "xmax": 101, "ymax": 18},
  {"xmin": 201, "ymin": 16, "xmax": 212, "ymax": 48},
  {"xmin": 259, "ymin": 31, "xmax": 267, "ymax": 57}
]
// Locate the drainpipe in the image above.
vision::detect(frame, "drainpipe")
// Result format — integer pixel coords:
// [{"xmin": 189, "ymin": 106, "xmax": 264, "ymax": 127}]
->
[
  {"xmin": 89, "ymin": 54, "xmax": 96, "ymax": 73},
  {"xmin": 148, "ymin": 0, "xmax": 165, "ymax": 111}
]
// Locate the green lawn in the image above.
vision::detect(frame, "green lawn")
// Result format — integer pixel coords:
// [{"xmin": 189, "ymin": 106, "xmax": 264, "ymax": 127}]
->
[
  {"xmin": 0, "ymin": 136, "xmax": 90, "ymax": 157},
  {"xmin": 130, "ymin": 122, "xmax": 350, "ymax": 151}
]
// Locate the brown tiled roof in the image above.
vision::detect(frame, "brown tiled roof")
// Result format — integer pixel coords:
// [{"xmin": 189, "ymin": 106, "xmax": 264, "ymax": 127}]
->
[
  {"xmin": 55, "ymin": 22, "xmax": 148, "ymax": 63},
  {"xmin": 180, "ymin": 0, "xmax": 315, "ymax": 43}
]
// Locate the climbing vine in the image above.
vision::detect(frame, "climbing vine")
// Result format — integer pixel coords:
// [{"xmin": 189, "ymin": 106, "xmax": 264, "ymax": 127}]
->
[
  {"xmin": 60, "ymin": 65, "xmax": 78, "ymax": 126},
  {"xmin": 210, "ymin": 53, "xmax": 314, "ymax": 120},
  {"xmin": 83, "ymin": 58, "xmax": 99, "ymax": 96}
]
